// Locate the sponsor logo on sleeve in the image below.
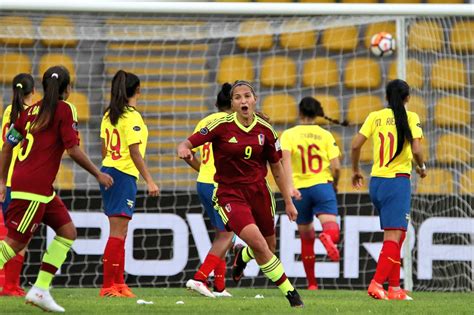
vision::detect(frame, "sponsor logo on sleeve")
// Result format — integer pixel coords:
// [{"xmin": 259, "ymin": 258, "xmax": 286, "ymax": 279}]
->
[
  {"xmin": 200, "ymin": 127, "xmax": 209, "ymax": 135},
  {"xmin": 133, "ymin": 126, "xmax": 141, "ymax": 131}
]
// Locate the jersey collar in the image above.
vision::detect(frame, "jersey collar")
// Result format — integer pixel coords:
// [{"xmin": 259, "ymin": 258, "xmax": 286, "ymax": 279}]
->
[{"xmin": 233, "ymin": 112, "xmax": 258, "ymax": 133}]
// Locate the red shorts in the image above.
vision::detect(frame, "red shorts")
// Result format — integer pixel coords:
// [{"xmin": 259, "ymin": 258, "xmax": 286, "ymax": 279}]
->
[
  {"xmin": 214, "ymin": 181, "xmax": 275, "ymax": 237},
  {"xmin": 5, "ymin": 196, "xmax": 72, "ymax": 243}
]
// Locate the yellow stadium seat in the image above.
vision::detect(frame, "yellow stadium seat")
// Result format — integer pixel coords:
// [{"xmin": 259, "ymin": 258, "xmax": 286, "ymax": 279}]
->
[
  {"xmin": 338, "ymin": 167, "xmax": 368, "ymax": 193},
  {"xmin": 39, "ymin": 53, "xmax": 76, "ymax": 83},
  {"xmin": 344, "ymin": 58, "xmax": 381, "ymax": 89},
  {"xmin": 260, "ymin": 56, "xmax": 297, "ymax": 88},
  {"xmin": 217, "ymin": 56, "xmax": 253, "ymax": 85},
  {"xmin": 388, "ymin": 59, "xmax": 424, "ymax": 89},
  {"xmin": 364, "ymin": 21, "xmax": 396, "ymax": 48},
  {"xmin": 40, "ymin": 16, "xmax": 78, "ymax": 47},
  {"xmin": 279, "ymin": 20, "xmax": 317, "ymax": 50},
  {"xmin": 436, "ymin": 133, "xmax": 471, "ymax": 164},
  {"xmin": 421, "ymin": 136, "xmax": 430, "ymax": 162},
  {"xmin": 237, "ymin": 20, "xmax": 273, "ymax": 51},
  {"xmin": 67, "ymin": 92, "xmax": 90, "ymax": 122},
  {"xmin": 434, "ymin": 95, "xmax": 470, "ymax": 127},
  {"xmin": 0, "ymin": 53, "xmax": 32, "ymax": 84},
  {"xmin": 299, "ymin": 0, "xmax": 336, "ymax": 2},
  {"xmin": 347, "ymin": 95, "xmax": 383, "ymax": 125},
  {"xmin": 427, "ymin": 0, "xmax": 464, "ymax": 3},
  {"xmin": 216, "ymin": 0, "xmax": 251, "ymax": 2},
  {"xmin": 331, "ymin": 131, "xmax": 344, "ymax": 155},
  {"xmin": 408, "ymin": 21, "xmax": 444, "ymax": 52},
  {"xmin": 450, "ymin": 21, "xmax": 474, "ymax": 53},
  {"xmin": 407, "ymin": 95, "xmax": 427, "ymax": 124},
  {"xmin": 261, "ymin": 94, "xmax": 297, "ymax": 124},
  {"xmin": 416, "ymin": 168, "xmax": 453, "ymax": 194},
  {"xmin": 431, "ymin": 58, "xmax": 466, "ymax": 90},
  {"xmin": 55, "ymin": 164, "xmax": 75, "ymax": 190},
  {"xmin": 360, "ymin": 136, "xmax": 373, "ymax": 163},
  {"xmin": 31, "ymin": 92, "xmax": 43, "ymax": 105},
  {"xmin": 342, "ymin": 0, "xmax": 377, "ymax": 2},
  {"xmin": 459, "ymin": 169, "xmax": 473, "ymax": 195},
  {"xmin": 256, "ymin": 0, "xmax": 292, "ymax": 2},
  {"xmin": 0, "ymin": 16, "xmax": 34, "ymax": 46},
  {"xmin": 302, "ymin": 58, "xmax": 339, "ymax": 88},
  {"xmin": 314, "ymin": 94, "xmax": 340, "ymax": 125},
  {"xmin": 322, "ymin": 26, "xmax": 359, "ymax": 52},
  {"xmin": 384, "ymin": 0, "xmax": 421, "ymax": 3}
]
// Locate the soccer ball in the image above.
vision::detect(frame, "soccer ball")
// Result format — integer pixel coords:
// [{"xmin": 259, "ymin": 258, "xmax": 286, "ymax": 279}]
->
[{"xmin": 370, "ymin": 32, "xmax": 396, "ymax": 57}]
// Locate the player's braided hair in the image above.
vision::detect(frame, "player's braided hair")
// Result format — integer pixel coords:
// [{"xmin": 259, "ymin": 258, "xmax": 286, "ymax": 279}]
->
[
  {"xmin": 106, "ymin": 70, "xmax": 140, "ymax": 126},
  {"xmin": 299, "ymin": 96, "xmax": 348, "ymax": 126},
  {"xmin": 215, "ymin": 82, "xmax": 232, "ymax": 111},
  {"xmin": 11, "ymin": 73, "xmax": 34, "ymax": 125},
  {"xmin": 385, "ymin": 79, "xmax": 413, "ymax": 166}
]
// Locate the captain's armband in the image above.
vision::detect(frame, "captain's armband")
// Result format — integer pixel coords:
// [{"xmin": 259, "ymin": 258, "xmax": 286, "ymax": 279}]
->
[{"xmin": 5, "ymin": 125, "xmax": 23, "ymax": 146}]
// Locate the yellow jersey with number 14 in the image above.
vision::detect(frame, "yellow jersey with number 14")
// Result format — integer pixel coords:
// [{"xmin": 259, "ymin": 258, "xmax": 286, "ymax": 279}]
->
[
  {"xmin": 359, "ymin": 108, "xmax": 423, "ymax": 178},
  {"xmin": 193, "ymin": 112, "xmax": 228, "ymax": 184},
  {"xmin": 100, "ymin": 107, "xmax": 148, "ymax": 179},
  {"xmin": 280, "ymin": 125, "xmax": 340, "ymax": 189}
]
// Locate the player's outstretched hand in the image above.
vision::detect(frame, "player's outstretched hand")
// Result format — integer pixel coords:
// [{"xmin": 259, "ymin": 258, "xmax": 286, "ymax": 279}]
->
[
  {"xmin": 352, "ymin": 172, "xmax": 364, "ymax": 189},
  {"xmin": 147, "ymin": 181, "xmax": 160, "ymax": 197},
  {"xmin": 97, "ymin": 172, "xmax": 114, "ymax": 189},
  {"xmin": 416, "ymin": 166, "xmax": 427, "ymax": 178},
  {"xmin": 0, "ymin": 182, "xmax": 5, "ymax": 202},
  {"xmin": 290, "ymin": 187, "xmax": 302, "ymax": 200},
  {"xmin": 285, "ymin": 203, "xmax": 298, "ymax": 222}
]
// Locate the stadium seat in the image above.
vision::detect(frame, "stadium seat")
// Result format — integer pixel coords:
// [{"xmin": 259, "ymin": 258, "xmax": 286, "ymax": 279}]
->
[
  {"xmin": 261, "ymin": 94, "xmax": 297, "ymax": 124},
  {"xmin": 148, "ymin": 129, "xmax": 191, "ymax": 139},
  {"xmin": 67, "ymin": 92, "xmax": 90, "ymax": 122},
  {"xmin": 256, "ymin": 0, "xmax": 292, "ymax": 2},
  {"xmin": 416, "ymin": 168, "xmax": 453, "ymax": 195},
  {"xmin": 322, "ymin": 26, "xmax": 358, "ymax": 52},
  {"xmin": 313, "ymin": 94, "xmax": 341, "ymax": 125},
  {"xmin": 384, "ymin": 0, "xmax": 421, "ymax": 3},
  {"xmin": 260, "ymin": 56, "xmax": 297, "ymax": 88},
  {"xmin": 302, "ymin": 58, "xmax": 339, "ymax": 88},
  {"xmin": 40, "ymin": 16, "xmax": 78, "ymax": 47},
  {"xmin": 407, "ymin": 95, "xmax": 427, "ymax": 124},
  {"xmin": 279, "ymin": 20, "xmax": 317, "ymax": 50},
  {"xmin": 364, "ymin": 21, "xmax": 396, "ymax": 48},
  {"xmin": 459, "ymin": 169, "xmax": 473, "ymax": 195},
  {"xmin": 342, "ymin": 0, "xmax": 377, "ymax": 3},
  {"xmin": 347, "ymin": 95, "xmax": 383, "ymax": 125},
  {"xmin": 436, "ymin": 133, "xmax": 471, "ymax": 164},
  {"xmin": 299, "ymin": 0, "xmax": 337, "ymax": 2},
  {"xmin": 331, "ymin": 131, "xmax": 344, "ymax": 155},
  {"xmin": 338, "ymin": 167, "xmax": 368, "ymax": 193},
  {"xmin": 216, "ymin": 0, "xmax": 251, "ymax": 2},
  {"xmin": 237, "ymin": 20, "xmax": 273, "ymax": 51},
  {"xmin": 0, "ymin": 53, "xmax": 32, "ymax": 84},
  {"xmin": 39, "ymin": 53, "xmax": 76, "ymax": 83},
  {"xmin": 388, "ymin": 59, "xmax": 424, "ymax": 89},
  {"xmin": 421, "ymin": 136, "xmax": 430, "ymax": 162},
  {"xmin": 344, "ymin": 58, "xmax": 381, "ymax": 89},
  {"xmin": 450, "ymin": 21, "xmax": 474, "ymax": 53},
  {"xmin": 0, "ymin": 16, "xmax": 35, "ymax": 46},
  {"xmin": 427, "ymin": 0, "xmax": 464, "ymax": 3},
  {"xmin": 434, "ymin": 95, "xmax": 470, "ymax": 127},
  {"xmin": 408, "ymin": 21, "xmax": 444, "ymax": 52},
  {"xmin": 431, "ymin": 58, "xmax": 466, "ymax": 90},
  {"xmin": 217, "ymin": 55, "xmax": 254, "ymax": 84},
  {"xmin": 55, "ymin": 164, "xmax": 75, "ymax": 190}
]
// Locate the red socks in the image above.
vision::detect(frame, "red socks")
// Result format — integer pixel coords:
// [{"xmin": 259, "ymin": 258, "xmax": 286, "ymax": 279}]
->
[
  {"xmin": 4, "ymin": 254, "xmax": 24, "ymax": 288},
  {"xmin": 388, "ymin": 232, "xmax": 406, "ymax": 287},
  {"xmin": 114, "ymin": 238, "xmax": 125, "ymax": 285},
  {"xmin": 103, "ymin": 237, "xmax": 124, "ymax": 288},
  {"xmin": 213, "ymin": 258, "xmax": 226, "ymax": 292},
  {"xmin": 194, "ymin": 253, "xmax": 221, "ymax": 283},
  {"xmin": 374, "ymin": 240, "xmax": 400, "ymax": 285},
  {"xmin": 322, "ymin": 221, "xmax": 340, "ymax": 243},
  {"xmin": 300, "ymin": 230, "xmax": 317, "ymax": 287}
]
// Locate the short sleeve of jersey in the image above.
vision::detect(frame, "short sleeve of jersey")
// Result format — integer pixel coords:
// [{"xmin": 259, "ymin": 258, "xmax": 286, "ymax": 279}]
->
[
  {"xmin": 59, "ymin": 102, "xmax": 80, "ymax": 149},
  {"xmin": 408, "ymin": 112, "xmax": 423, "ymax": 139},
  {"xmin": 359, "ymin": 112, "xmax": 376, "ymax": 138},
  {"xmin": 326, "ymin": 132, "xmax": 340, "ymax": 160},
  {"xmin": 188, "ymin": 124, "xmax": 219, "ymax": 148},
  {"xmin": 264, "ymin": 129, "xmax": 282, "ymax": 164},
  {"xmin": 100, "ymin": 116, "xmax": 107, "ymax": 140},
  {"xmin": 124, "ymin": 111, "xmax": 143, "ymax": 146},
  {"xmin": 280, "ymin": 130, "xmax": 292, "ymax": 152}
]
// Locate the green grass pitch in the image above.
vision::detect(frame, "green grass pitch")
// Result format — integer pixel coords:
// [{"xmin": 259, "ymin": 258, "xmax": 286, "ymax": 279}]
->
[{"xmin": 1, "ymin": 288, "xmax": 472, "ymax": 314}]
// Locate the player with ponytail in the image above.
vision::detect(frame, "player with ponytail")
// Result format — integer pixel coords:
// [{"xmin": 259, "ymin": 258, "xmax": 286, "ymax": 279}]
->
[
  {"xmin": 281, "ymin": 96, "xmax": 347, "ymax": 290},
  {"xmin": 351, "ymin": 79, "xmax": 426, "ymax": 301}
]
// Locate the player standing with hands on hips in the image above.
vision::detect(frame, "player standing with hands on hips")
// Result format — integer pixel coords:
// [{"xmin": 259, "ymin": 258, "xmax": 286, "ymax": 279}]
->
[
  {"xmin": 177, "ymin": 80, "xmax": 304, "ymax": 308},
  {"xmin": 351, "ymin": 79, "xmax": 426, "ymax": 301}
]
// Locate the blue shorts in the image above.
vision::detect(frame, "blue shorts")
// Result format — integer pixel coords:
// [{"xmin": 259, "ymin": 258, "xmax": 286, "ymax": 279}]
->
[
  {"xmin": 1, "ymin": 186, "xmax": 12, "ymax": 219},
  {"xmin": 197, "ymin": 182, "xmax": 226, "ymax": 231},
  {"xmin": 293, "ymin": 183, "xmax": 338, "ymax": 225},
  {"xmin": 369, "ymin": 176, "xmax": 411, "ymax": 230},
  {"xmin": 100, "ymin": 166, "xmax": 137, "ymax": 218}
]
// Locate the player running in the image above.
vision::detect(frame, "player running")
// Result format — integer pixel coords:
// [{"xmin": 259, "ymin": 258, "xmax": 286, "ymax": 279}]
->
[{"xmin": 351, "ymin": 79, "xmax": 426, "ymax": 301}]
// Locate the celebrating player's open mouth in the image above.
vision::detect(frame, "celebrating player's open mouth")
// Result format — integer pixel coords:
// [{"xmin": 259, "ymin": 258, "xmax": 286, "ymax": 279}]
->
[{"xmin": 230, "ymin": 81, "xmax": 257, "ymax": 125}]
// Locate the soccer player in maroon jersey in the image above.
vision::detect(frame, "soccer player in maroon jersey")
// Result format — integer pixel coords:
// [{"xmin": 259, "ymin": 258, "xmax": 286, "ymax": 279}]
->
[
  {"xmin": 0, "ymin": 66, "xmax": 113, "ymax": 312},
  {"xmin": 177, "ymin": 80, "xmax": 304, "ymax": 307}
]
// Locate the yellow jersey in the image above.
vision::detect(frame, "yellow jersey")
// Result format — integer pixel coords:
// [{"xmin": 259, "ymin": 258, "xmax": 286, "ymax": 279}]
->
[
  {"xmin": 281, "ymin": 124, "xmax": 340, "ymax": 189},
  {"xmin": 359, "ymin": 108, "xmax": 423, "ymax": 178},
  {"xmin": 0, "ymin": 105, "xmax": 25, "ymax": 187},
  {"xmin": 100, "ymin": 107, "xmax": 148, "ymax": 179},
  {"xmin": 192, "ymin": 112, "xmax": 228, "ymax": 184}
]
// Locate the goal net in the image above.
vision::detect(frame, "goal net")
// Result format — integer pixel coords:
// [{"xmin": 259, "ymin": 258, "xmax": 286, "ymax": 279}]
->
[{"xmin": 0, "ymin": 4, "xmax": 472, "ymax": 291}]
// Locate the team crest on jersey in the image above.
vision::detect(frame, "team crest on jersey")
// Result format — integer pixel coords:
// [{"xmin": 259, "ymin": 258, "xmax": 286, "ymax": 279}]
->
[
  {"xmin": 225, "ymin": 203, "xmax": 232, "ymax": 213},
  {"xmin": 258, "ymin": 134, "xmax": 265, "ymax": 146},
  {"xmin": 133, "ymin": 126, "xmax": 141, "ymax": 131},
  {"xmin": 200, "ymin": 127, "xmax": 209, "ymax": 135},
  {"xmin": 71, "ymin": 122, "xmax": 78, "ymax": 131}
]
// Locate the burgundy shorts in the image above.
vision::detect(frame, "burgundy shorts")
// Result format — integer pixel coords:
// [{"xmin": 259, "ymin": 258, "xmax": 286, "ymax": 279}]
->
[
  {"xmin": 214, "ymin": 181, "xmax": 275, "ymax": 237},
  {"xmin": 5, "ymin": 196, "xmax": 72, "ymax": 243}
]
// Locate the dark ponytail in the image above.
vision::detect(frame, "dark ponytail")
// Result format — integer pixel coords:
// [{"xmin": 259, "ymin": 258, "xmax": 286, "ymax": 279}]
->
[
  {"xmin": 33, "ymin": 65, "xmax": 70, "ymax": 133},
  {"xmin": 215, "ymin": 82, "xmax": 232, "ymax": 111},
  {"xmin": 385, "ymin": 79, "xmax": 412, "ymax": 166},
  {"xmin": 299, "ymin": 96, "xmax": 348, "ymax": 126},
  {"xmin": 105, "ymin": 70, "xmax": 140, "ymax": 125},
  {"xmin": 11, "ymin": 73, "xmax": 34, "ymax": 124}
]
